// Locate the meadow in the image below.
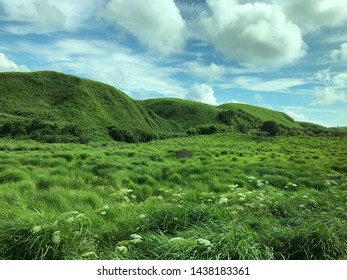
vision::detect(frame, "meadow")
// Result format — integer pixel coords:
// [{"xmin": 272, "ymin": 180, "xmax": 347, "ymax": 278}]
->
[{"xmin": 0, "ymin": 133, "xmax": 346, "ymax": 260}]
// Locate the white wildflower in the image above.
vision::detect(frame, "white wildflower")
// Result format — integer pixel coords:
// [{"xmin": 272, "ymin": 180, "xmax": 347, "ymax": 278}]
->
[
  {"xmin": 52, "ymin": 231, "xmax": 61, "ymax": 244},
  {"xmin": 138, "ymin": 214, "xmax": 146, "ymax": 219},
  {"xmin": 218, "ymin": 197, "xmax": 229, "ymax": 204},
  {"xmin": 197, "ymin": 238, "xmax": 213, "ymax": 251},
  {"xmin": 32, "ymin": 226, "xmax": 42, "ymax": 233},
  {"xmin": 229, "ymin": 184, "xmax": 239, "ymax": 189},
  {"xmin": 237, "ymin": 193, "xmax": 246, "ymax": 198},
  {"xmin": 130, "ymin": 234, "xmax": 143, "ymax": 244},
  {"xmin": 100, "ymin": 211, "xmax": 106, "ymax": 215},
  {"xmin": 247, "ymin": 176, "xmax": 256, "ymax": 182},
  {"xmin": 115, "ymin": 246, "xmax": 128, "ymax": 253}
]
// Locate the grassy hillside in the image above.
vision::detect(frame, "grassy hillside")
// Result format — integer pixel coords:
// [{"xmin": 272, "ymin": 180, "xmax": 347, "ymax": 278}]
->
[
  {"xmin": 0, "ymin": 71, "xmax": 181, "ymax": 142},
  {"xmin": 141, "ymin": 98, "xmax": 301, "ymax": 130},
  {"xmin": 219, "ymin": 103, "xmax": 300, "ymax": 129},
  {"xmin": 140, "ymin": 98, "xmax": 220, "ymax": 130}
]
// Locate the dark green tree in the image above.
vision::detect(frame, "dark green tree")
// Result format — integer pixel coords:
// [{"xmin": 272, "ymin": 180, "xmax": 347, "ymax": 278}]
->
[{"xmin": 261, "ymin": 121, "xmax": 279, "ymax": 136}]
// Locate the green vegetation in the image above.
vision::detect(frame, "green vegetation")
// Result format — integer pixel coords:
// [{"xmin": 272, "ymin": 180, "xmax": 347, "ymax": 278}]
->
[
  {"xmin": 0, "ymin": 71, "xmax": 182, "ymax": 143},
  {"xmin": 0, "ymin": 134, "xmax": 346, "ymax": 260}
]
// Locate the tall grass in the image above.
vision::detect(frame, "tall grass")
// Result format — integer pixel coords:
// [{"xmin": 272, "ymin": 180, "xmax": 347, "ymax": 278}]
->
[{"xmin": 0, "ymin": 134, "xmax": 346, "ymax": 259}]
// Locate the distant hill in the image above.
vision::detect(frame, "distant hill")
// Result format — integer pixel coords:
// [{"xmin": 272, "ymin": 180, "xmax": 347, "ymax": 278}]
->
[
  {"xmin": 140, "ymin": 98, "xmax": 219, "ymax": 130},
  {"xmin": 219, "ymin": 103, "xmax": 301, "ymax": 129},
  {"xmin": 140, "ymin": 98, "xmax": 301, "ymax": 130},
  {"xmin": 298, "ymin": 122, "xmax": 326, "ymax": 129},
  {"xmin": 0, "ymin": 71, "xmax": 181, "ymax": 142}
]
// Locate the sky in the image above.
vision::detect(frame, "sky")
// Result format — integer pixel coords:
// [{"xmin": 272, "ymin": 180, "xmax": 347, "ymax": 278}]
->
[{"xmin": 0, "ymin": 0, "xmax": 347, "ymax": 127}]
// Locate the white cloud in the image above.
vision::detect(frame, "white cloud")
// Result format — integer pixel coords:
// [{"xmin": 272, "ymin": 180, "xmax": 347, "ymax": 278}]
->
[
  {"xmin": 330, "ymin": 43, "xmax": 347, "ymax": 61},
  {"xmin": 282, "ymin": 0, "xmax": 347, "ymax": 33},
  {"xmin": 0, "ymin": 0, "xmax": 103, "ymax": 34},
  {"xmin": 254, "ymin": 93, "xmax": 273, "ymax": 109},
  {"xmin": 200, "ymin": 0, "xmax": 306, "ymax": 67},
  {"xmin": 312, "ymin": 87, "xmax": 347, "ymax": 105},
  {"xmin": 283, "ymin": 109, "xmax": 307, "ymax": 122},
  {"xmin": 0, "ymin": 53, "xmax": 30, "ymax": 72},
  {"xmin": 315, "ymin": 68, "xmax": 331, "ymax": 83},
  {"xmin": 185, "ymin": 84, "xmax": 218, "ymax": 105},
  {"xmin": 184, "ymin": 61, "xmax": 225, "ymax": 81},
  {"xmin": 104, "ymin": 0, "xmax": 186, "ymax": 55},
  {"xmin": 9, "ymin": 39, "xmax": 187, "ymax": 98},
  {"xmin": 232, "ymin": 76, "xmax": 305, "ymax": 92},
  {"xmin": 333, "ymin": 72, "xmax": 347, "ymax": 87}
]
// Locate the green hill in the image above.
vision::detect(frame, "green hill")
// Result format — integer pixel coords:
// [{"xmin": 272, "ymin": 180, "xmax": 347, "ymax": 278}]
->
[
  {"xmin": 140, "ymin": 98, "xmax": 301, "ymax": 130},
  {"xmin": 140, "ymin": 98, "xmax": 220, "ymax": 130},
  {"xmin": 0, "ymin": 71, "xmax": 181, "ymax": 142},
  {"xmin": 219, "ymin": 103, "xmax": 300, "ymax": 129}
]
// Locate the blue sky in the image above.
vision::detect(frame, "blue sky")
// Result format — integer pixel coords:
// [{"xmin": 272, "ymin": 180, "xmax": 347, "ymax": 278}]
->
[{"xmin": 0, "ymin": 0, "xmax": 347, "ymax": 127}]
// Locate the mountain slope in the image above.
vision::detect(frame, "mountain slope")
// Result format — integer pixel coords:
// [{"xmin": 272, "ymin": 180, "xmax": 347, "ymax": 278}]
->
[
  {"xmin": 219, "ymin": 103, "xmax": 301, "ymax": 129},
  {"xmin": 140, "ymin": 98, "xmax": 301, "ymax": 130},
  {"xmin": 0, "ymin": 71, "xmax": 181, "ymax": 141},
  {"xmin": 140, "ymin": 98, "xmax": 220, "ymax": 130}
]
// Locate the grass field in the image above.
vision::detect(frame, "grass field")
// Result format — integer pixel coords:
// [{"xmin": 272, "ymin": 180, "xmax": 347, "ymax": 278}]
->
[{"xmin": 0, "ymin": 133, "xmax": 346, "ymax": 260}]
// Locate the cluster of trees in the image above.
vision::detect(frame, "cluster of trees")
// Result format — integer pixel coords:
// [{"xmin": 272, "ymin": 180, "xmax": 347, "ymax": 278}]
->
[
  {"xmin": 0, "ymin": 119, "xmax": 89, "ymax": 143},
  {"xmin": 108, "ymin": 126, "xmax": 160, "ymax": 143}
]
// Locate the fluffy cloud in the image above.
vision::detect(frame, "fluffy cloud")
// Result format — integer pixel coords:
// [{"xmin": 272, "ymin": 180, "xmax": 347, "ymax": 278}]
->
[
  {"xmin": 331, "ymin": 43, "xmax": 347, "ymax": 61},
  {"xmin": 333, "ymin": 72, "xmax": 347, "ymax": 87},
  {"xmin": 0, "ymin": 0, "xmax": 102, "ymax": 34},
  {"xmin": 200, "ymin": 0, "xmax": 306, "ymax": 67},
  {"xmin": 184, "ymin": 61, "xmax": 225, "ymax": 81},
  {"xmin": 283, "ymin": 109, "xmax": 307, "ymax": 122},
  {"xmin": 282, "ymin": 0, "xmax": 347, "ymax": 32},
  {"xmin": 315, "ymin": 68, "xmax": 331, "ymax": 83},
  {"xmin": 0, "ymin": 53, "xmax": 30, "ymax": 72},
  {"xmin": 104, "ymin": 0, "xmax": 186, "ymax": 55},
  {"xmin": 185, "ymin": 84, "xmax": 218, "ymax": 105},
  {"xmin": 312, "ymin": 87, "xmax": 347, "ymax": 105}
]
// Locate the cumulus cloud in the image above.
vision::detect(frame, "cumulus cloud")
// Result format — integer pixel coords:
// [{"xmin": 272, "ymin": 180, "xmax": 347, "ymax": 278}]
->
[
  {"xmin": 184, "ymin": 61, "xmax": 225, "ymax": 81},
  {"xmin": 312, "ymin": 87, "xmax": 347, "ymax": 105},
  {"xmin": 104, "ymin": 0, "xmax": 186, "ymax": 55},
  {"xmin": 333, "ymin": 72, "xmax": 347, "ymax": 87},
  {"xmin": 200, "ymin": 0, "xmax": 306, "ymax": 67},
  {"xmin": 282, "ymin": 0, "xmax": 347, "ymax": 33},
  {"xmin": 283, "ymin": 109, "xmax": 307, "ymax": 122},
  {"xmin": 0, "ymin": 0, "xmax": 102, "ymax": 34},
  {"xmin": 315, "ymin": 68, "xmax": 331, "ymax": 83},
  {"xmin": 185, "ymin": 84, "xmax": 218, "ymax": 105},
  {"xmin": 330, "ymin": 43, "xmax": 347, "ymax": 61},
  {"xmin": 0, "ymin": 53, "xmax": 30, "ymax": 72}
]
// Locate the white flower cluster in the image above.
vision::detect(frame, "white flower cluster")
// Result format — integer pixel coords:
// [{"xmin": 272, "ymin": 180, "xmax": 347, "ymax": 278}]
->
[
  {"xmin": 130, "ymin": 234, "xmax": 143, "ymax": 244},
  {"xmin": 196, "ymin": 238, "xmax": 214, "ymax": 251},
  {"xmin": 284, "ymin": 182, "xmax": 297, "ymax": 190},
  {"xmin": 218, "ymin": 197, "xmax": 229, "ymax": 204},
  {"xmin": 32, "ymin": 225, "xmax": 42, "ymax": 233},
  {"xmin": 52, "ymin": 231, "xmax": 61, "ymax": 244},
  {"xmin": 109, "ymin": 188, "xmax": 136, "ymax": 203}
]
